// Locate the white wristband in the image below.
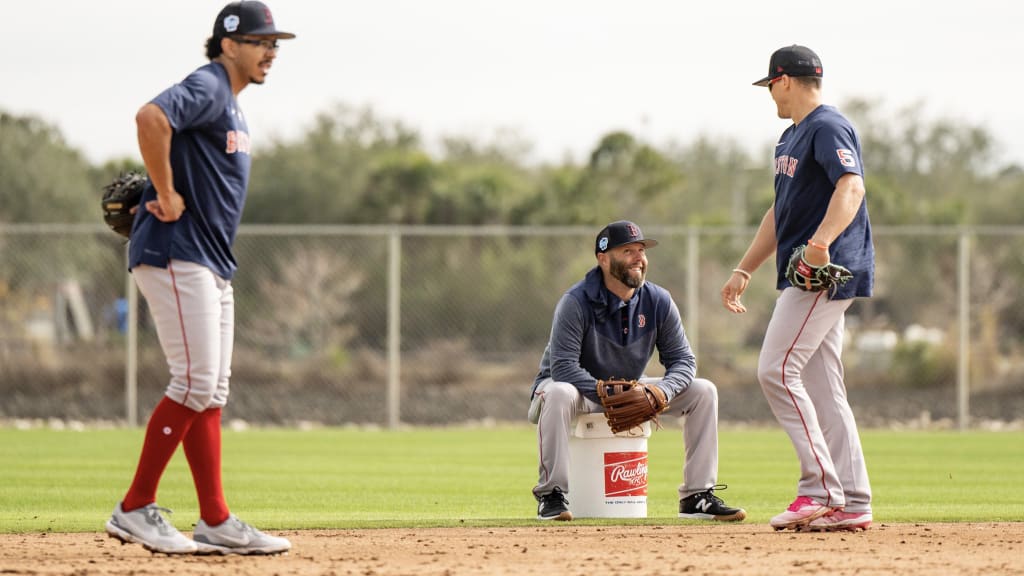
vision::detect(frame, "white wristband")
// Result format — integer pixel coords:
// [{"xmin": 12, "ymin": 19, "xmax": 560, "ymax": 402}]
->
[{"xmin": 732, "ymin": 268, "xmax": 752, "ymax": 281}]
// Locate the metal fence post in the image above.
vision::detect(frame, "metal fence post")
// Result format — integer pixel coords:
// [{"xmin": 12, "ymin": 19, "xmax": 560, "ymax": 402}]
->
[
  {"xmin": 686, "ymin": 227, "xmax": 700, "ymax": 355},
  {"xmin": 957, "ymin": 227, "xmax": 971, "ymax": 430},
  {"xmin": 125, "ymin": 246, "xmax": 138, "ymax": 427},
  {"xmin": 387, "ymin": 229, "xmax": 402, "ymax": 429}
]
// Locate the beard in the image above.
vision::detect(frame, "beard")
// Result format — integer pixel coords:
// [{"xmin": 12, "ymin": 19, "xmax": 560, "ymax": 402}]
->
[{"xmin": 610, "ymin": 256, "xmax": 645, "ymax": 289}]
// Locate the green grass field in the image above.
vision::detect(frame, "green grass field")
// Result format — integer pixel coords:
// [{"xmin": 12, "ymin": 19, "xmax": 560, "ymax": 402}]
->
[{"xmin": 1, "ymin": 425, "xmax": 1021, "ymax": 533}]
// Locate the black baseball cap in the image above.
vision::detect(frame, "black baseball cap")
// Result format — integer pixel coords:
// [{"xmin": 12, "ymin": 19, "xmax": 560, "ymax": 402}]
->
[
  {"xmin": 213, "ymin": 1, "xmax": 295, "ymax": 39},
  {"xmin": 595, "ymin": 221, "xmax": 658, "ymax": 254},
  {"xmin": 752, "ymin": 45, "xmax": 822, "ymax": 87}
]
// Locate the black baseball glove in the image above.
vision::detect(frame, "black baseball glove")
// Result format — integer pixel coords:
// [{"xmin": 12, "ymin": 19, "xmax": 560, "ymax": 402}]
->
[
  {"xmin": 101, "ymin": 171, "xmax": 147, "ymax": 238},
  {"xmin": 785, "ymin": 245, "xmax": 853, "ymax": 296}
]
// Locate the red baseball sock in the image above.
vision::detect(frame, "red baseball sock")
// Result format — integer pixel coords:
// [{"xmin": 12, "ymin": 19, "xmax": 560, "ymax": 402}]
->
[
  {"xmin": 182, "ymin": 407, "xmax": 229, "ymax": 526},
  {"xmin": 121, "ymin": 396, "xmax": 199, "ymax": 512}
]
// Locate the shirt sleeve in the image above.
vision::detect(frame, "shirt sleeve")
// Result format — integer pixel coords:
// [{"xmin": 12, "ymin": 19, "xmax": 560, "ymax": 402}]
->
[
  {"xmin": 547, "ymin": 294, "xmax": 600, "ymax": 402},
  {"xmin": 654, "ymin": 297, "xmax": 696, "ymax": 400},
  {"xmin": 813, "ymin": 119, "xmax": 864, "ymax": 185},
  {"xmin": 151, "ymin": 67, "xmax": 228, "ymax": 132}
]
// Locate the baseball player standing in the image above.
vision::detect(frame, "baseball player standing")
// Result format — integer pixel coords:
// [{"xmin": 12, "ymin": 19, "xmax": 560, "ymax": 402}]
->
[
  {"xmin": 104, "ymin": 1, "xmax": 295, "ymax": 555},
  {"xmin": 530, "ymin": 221, "xmax": 746, "ymax": 522},
  {"xmin": 720, "ymin": 45, "xmax": 874, "ymax": 532}
]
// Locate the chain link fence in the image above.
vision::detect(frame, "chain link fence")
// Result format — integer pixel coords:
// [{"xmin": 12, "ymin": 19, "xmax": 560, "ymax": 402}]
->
[{"xmin": 1, "ymin": 224, "xmax": 1021, "ymax": 428}]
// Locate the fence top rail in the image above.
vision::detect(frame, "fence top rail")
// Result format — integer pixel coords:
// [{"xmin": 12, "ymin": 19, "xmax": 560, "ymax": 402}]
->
[
  {"xmin": 0, "ymin": 223, "xmax": 111, "ymax": 234},
  {"xmin": 237, "ymin": 224, "xmax": 1024, "ymax": 237},
  {"xmin": 1, "ymin": 223, "xmax": 1021, "ymax": 236}
]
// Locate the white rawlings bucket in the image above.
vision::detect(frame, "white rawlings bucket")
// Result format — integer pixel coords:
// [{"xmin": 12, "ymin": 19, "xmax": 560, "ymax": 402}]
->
[{"xmin": 567, "ymin": 413, "xmax": 651, "ymax": 518}]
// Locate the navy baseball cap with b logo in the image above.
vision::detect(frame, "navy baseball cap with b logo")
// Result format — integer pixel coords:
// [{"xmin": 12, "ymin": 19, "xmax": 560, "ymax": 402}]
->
[
  {"xmin": 752, "ymin": 45, "xmax": 822, "ymax": 86},
  {"xmin": 595, "ymin": 221, "xmax": 658, "ymax": 254},
  {"xmin": 214, "ymin": 1, "xmax": 295, "ymax": 39}
]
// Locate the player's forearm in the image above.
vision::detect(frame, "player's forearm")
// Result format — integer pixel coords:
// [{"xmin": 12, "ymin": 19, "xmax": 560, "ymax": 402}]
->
[
  {"xmin": 810, "ymin": 173, "xmax": 865, "ymax": 246},
  {"xmin": 736, "ymin": 206, "xmax": 778, "ymax": 273},
  {"xmin": 550, "ymin": 355, "xmax": 599, "ymax": 402},
  {"xmin": 659, "ymin": 354, "xmax": 695, "ymax": 400},
  {"xmin": 135, "ymin": 103, "xmax": 176, "ymax": 197},
  {"xmin": 655, "ymin": 305, "xmax": 695, "ymax": 399}
]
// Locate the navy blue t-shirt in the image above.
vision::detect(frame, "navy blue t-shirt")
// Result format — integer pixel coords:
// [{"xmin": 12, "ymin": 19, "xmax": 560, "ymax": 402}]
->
[
  {"xmin": 129, "ymin": 62, "xmax": 251, "ymax": 280},
  {"xmin": 532, "ymin": 267, "xmax": 697, "ymax": 404},
  {"xmin": 773, "ymin": 105, "xmax": 874, "ymax": 299}
]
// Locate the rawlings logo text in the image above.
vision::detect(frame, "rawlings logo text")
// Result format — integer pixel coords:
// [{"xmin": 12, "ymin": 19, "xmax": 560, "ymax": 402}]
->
[
  {"xmin": 609, "ymin": 462, "xmax": 648, "ymax": 486},
  {"xmin": 604, "ymin": 451, "xmax": 648, "ymax": 497}
]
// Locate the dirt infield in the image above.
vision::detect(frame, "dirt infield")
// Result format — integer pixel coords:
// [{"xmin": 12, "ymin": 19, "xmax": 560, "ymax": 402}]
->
[{"xmin": 2, "ymin": 523, "xmax": 1021, "ymax": 575}]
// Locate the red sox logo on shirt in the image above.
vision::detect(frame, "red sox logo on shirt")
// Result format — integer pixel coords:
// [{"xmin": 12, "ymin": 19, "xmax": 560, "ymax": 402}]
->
[
  {"xmin": 637, "ymin": 314, "xmax": 646, "ymax": 328},
  {"xmin": 775, "ymin": 155, "xmax": 798, "ymax": 177},
  {"xmin": 777, "ymin": 149, "xmax": 857, "ymax": 176},
  {"xmin": 226, "ymin": 130, "xmax": 251, "ymax": 155}
]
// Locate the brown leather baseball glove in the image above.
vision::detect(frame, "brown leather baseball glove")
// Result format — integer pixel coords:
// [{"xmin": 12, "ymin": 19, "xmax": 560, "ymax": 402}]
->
[{"xmin": 596, "ymin": 379, "xmax": 668, "ymax": 434}]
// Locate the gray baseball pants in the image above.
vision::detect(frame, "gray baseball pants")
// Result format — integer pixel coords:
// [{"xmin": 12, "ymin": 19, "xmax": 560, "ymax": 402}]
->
[
  {"xmin": 530, "ymin": 376, "xmax": 720, "ymax": 501},
  {"xmin": 757, "ymin": 288, "xmax": 872, "ymax": 513}
]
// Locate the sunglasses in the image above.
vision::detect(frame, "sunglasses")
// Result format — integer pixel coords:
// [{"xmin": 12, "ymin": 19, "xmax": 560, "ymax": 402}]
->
[{"xmin": 231, "ymin": 37, "xmax": 280, "ymax": 51}]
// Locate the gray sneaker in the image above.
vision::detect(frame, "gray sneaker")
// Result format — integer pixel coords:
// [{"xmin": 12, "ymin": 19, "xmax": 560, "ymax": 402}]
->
[
  {"xmin": 192, "ymin": 514, "xmax": 291, "ymax": 555},
  {"xmin": 105, "ymin": 502, "xmax": 198, "ymax": 554}
]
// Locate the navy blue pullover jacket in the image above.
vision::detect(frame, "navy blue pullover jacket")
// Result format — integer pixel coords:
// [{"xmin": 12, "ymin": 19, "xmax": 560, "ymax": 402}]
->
[{"xmin": 532, "ymin": 267, "xmax": 696, "ymax": 404}]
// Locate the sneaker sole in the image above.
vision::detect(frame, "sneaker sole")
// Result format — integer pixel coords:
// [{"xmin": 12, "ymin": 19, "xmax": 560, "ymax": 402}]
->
[
  {"xmin": 770, "ymin": 507, "xmax": 831, "ymax": 531},
  {"xmin": 193, "ymin": 540, "xmax": 291, "ymax": 556},
  {"xmin": 678, "ymin": 510, "xmax": 747, "ymax": 522},
  {"xmin": 536, "ymin": 511, "xmax": 573, "ymax": 521},
  {"xmin": 804, "ymin": 521, "xmax": 872, "ymax": 533},
  {"xmin": 105, "ymin": 520, "xmax": 197, "ymax": 555}
]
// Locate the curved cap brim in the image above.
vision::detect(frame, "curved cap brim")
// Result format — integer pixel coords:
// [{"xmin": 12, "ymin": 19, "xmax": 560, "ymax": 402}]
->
[{"xmin": 248, "ymin": 29, "xmax": 296, "ymax": 39}]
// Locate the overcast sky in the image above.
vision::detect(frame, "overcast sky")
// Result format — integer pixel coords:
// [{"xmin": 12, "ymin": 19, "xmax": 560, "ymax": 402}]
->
[{"xmin": 5, "ymin": 0, "xmax": 1023, "ymax": 168}]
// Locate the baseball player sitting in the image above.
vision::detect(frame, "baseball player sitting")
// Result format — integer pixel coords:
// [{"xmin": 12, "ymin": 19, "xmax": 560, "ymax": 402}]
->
[{"xmin": 528, "ymin": 221, "xmax": 745, "ymax": 522}]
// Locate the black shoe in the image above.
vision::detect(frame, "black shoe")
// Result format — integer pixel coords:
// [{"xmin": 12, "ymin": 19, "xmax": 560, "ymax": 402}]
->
[
  {"xmin": 678, "ymin": 485, "xmax": 746, "ymax": 521},
  {"xmin": 536, "ymin": 488, "xmax": 573, "ymax": 521}
]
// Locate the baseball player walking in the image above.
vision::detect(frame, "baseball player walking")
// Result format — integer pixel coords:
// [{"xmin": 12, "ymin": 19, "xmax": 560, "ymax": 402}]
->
[
  {"xmin": 530, "ymin": 221, "xmax": 746, "ymax": 522},
  {"xmin": 104, "ymin": 1, "xmax": 295, "ymax": 555},
  {"xmin": 720, "ymin": 45, "xmax": 874, "ymax": 532}
]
